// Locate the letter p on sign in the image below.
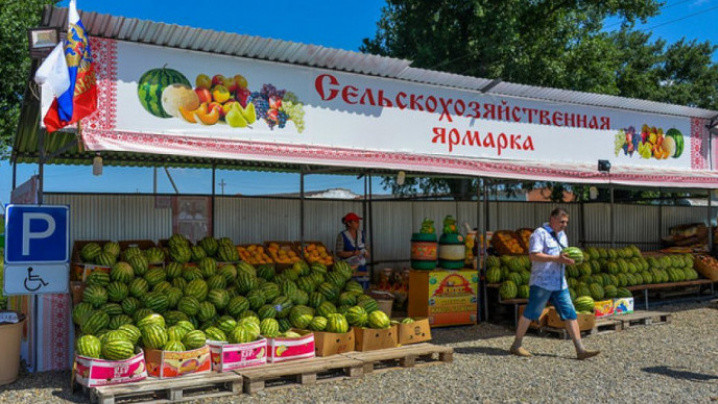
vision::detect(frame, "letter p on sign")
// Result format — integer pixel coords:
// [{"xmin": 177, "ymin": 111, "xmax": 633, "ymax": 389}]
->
[{"xmin": 4, "ymin": 205, "xmax": 70, "ymax": 264}]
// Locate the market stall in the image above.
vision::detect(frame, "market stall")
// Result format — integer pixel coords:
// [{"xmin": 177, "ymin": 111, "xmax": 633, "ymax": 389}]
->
[{"xmin": 7, "ymin": 4, "xmax": 718, "ymax": 397}]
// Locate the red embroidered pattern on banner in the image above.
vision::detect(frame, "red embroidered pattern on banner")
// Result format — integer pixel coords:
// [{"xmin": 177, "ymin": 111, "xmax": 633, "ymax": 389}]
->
[
  {"xmin": 81, "ymin": 129, "xmax": 718, "ymax": 185},
  {"xmin": 691, "ymin": 117, "xmax": 708, "ymax": 169},
  {"xmin": 42, "ymin": 294, "xmax": 71, "ymax": 370},
  {"xmin": 81, "ymin": 38, "xmax": 118, "ymax": 133}
]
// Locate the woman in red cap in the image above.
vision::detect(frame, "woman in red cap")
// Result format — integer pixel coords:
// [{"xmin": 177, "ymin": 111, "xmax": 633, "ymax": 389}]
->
[{"xmin": 336, "ymin": 212, "xmax": 370, "ymax": 276}]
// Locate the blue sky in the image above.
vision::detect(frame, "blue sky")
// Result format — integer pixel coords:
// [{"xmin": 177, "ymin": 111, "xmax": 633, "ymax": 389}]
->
[{"xmin": 1, "ymin": 0, "xmax": 717, "ymax": 204}]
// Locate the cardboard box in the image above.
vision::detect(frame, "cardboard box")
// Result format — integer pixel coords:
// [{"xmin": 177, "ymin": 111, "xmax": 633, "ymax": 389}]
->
[
  {"xmin": 311, "ymin": 329, "xmax": 355, "ymax": 356},
  {"xmin": 354, "ymin": 325, "xmax": 398, "ymax": 351},
  {"xmin": 612, "ymin": 297, "xmax": 634, "ymax": 315},
  {"xmin": 408, "ymin": 269, "xmax": 479, "ymax": 327},
  {"xmin": 547, "ymin": 307, "xmax": 595, "ymax": 331},
  {"xmin": 396, "ymin": 318, "xmax": 432, "ymax": 345},
  {"xmin": 208, "ymin": 338, "xmax": 267, "ymax": 372},
  {"xmin": 517, "ymin": 305, "xmax": 550, "ymax": 329},
  {"xmin": 144, "ymin": 345, "xmax": 211, "ymax": 378},
  {"xmin": 74, "ymin": 352, "xmax": 147, "ymax": 387},
  {"xmin": 593, "ymin": 300, "xmax": 615, "ymax": 318},
  {"xmin": 266, "ymin": 330, "xmax": 315, "ymax": 363}
]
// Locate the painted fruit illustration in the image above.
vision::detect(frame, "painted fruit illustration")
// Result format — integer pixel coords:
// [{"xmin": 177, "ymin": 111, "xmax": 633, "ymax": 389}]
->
[
  {"xmin": 137, "ymin": 67, "xmax": 191, "ymax": 118},
  {"xmin": 161, "ymin": 84, "xmax": 200, "ymax": 118}
]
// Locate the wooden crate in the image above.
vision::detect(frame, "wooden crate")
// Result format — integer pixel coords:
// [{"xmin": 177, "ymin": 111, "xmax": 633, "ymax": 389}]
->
[
  {"xmin": 118, "ymin": 240, "xmax": 156, "ymax": 250},
  {"xmin": 83, "ymin": 372, "xmax": 242, "ymax": 404},
  {"xmin": 616, "ymin": 311, "xmax": 672, "ymax": 329},
  {"xmin": 341, "ymin": 343, "xmax": 453, "ymax": 374},
  {"xmin": 539, "ymin": 318, "xmax": 622, "ymax": 340},
  {"xmin": 236, "ymin": 355, "xmax": 364, "ymax": 395}
]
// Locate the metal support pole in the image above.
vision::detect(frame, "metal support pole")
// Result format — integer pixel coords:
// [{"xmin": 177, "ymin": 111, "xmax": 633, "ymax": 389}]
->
[
  {"xmin": 482, "ymin": 178, "xmax": 490, "ymax": 322},
  {"xmin": 211, "ymin": 163, "xmax": 216, "ymax": 238},
  {"xmin": 708, "ymin": 190, "xmax": 713, "ymax": 254},
  {"xmin": 300, "ymin": 170, "xmax": 305, "ymax": 250},
  {"xmin": 609, "ymin": 185, "xmax": 615, "ymax": 248},
  {"xmin": 12, "ymin": 158, "xmax": 17, "ymax": 190},
  {"xmin": 658, "ymin": 190, "xmax": 663, "ymax": 249},
  {"xmin": 153, "ymin": 167, "xmax": 157, "ymax": 194},
  {"xmin": 579, "ymin": 198, "xmax": 586, "ymax": 248},
  {"xmin": 368, "ymin": 172, "xmax": 375, "ymax": 282},
  {"xmin": 38, "ymin": 129, "xmax": 45, "ymax": 205}
]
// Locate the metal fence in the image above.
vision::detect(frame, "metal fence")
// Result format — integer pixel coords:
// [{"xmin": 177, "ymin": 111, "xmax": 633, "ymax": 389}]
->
[{"xmin": 45, "ymin": 193, "xmax": 714, "ymax": 265}]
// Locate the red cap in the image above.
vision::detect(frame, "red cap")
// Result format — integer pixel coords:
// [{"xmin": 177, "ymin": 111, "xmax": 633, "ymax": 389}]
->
[{"xmin": 342, "ymin": 212, "xmax": 362, "ymax": 223}]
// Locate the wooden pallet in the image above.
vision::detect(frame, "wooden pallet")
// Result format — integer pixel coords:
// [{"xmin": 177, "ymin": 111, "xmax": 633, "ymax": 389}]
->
[
  {"xmin": 236, "ymin": 355, "xmax": 364, "ymax": 395},
  {"xmin": 616, "ymin": 311, "xmax": 672, "ymax": 329},
  {"xmin": 341, "ymin": 343, "xmax": 453, "ymax": 374},
  {"xmin": 539, "ymin": 318, "xmax": 622, "ymax": 340},
  {"xmin": 85, "ymin": 372, "xmax": 242, "ymax": 404}
]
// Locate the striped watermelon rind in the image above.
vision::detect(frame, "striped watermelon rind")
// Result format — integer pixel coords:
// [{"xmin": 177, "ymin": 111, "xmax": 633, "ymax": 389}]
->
[{"xmin": 137, "ymin": 67, "xmax": 191, "ymax": 118}]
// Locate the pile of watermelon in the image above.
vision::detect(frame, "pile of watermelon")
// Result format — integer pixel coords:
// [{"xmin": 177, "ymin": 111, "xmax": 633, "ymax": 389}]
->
[
  {"xmin": 74, "ymin": 234, "xmax": 390, "ymax": 361},
  {"xmin": 491, "ymin": 245, "xmax": 699, "ymax": 311}
]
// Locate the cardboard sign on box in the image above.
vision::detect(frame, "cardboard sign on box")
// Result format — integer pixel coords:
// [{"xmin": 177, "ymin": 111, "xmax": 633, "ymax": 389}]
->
[
  {"xmin": 144, "ymin": 346, "xmax": 211, "ymax": 378},
  {"xmin": 547, "ymin": 307, "xmax": 595, "ymax": 331},
  {"xmin": 208, "ymin": 338, "xmax": 267, "ymax": 372},
  {"xmin": 267, "ymin": 330, "xmax": 315, "ymax": 363},
  {"xmin": 74, "ymin": 352, "xmax": 147, "ymax": 387},
  {"xmin": 612, "ymin": 297, "xmax": 634, "ymax": 315},
  {"xmin": 354, "ymin": 325, "xmax": 398, "ymax": 351},
  {"xmin": 311, "ymin": 330, "xmax": 355, "ymax": 357},
  {"xmin": 396, "ymin": 318, "xmax": 432, "ymax": 345},
  {"xmin": 593, "ymin": 300, "xmax": 615, "ymax": 318}
]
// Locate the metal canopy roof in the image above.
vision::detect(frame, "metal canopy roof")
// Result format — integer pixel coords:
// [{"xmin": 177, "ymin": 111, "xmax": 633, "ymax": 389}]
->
[{"xmin": 12, "ymin": 5, "xmax": 718, "ymax": 175}]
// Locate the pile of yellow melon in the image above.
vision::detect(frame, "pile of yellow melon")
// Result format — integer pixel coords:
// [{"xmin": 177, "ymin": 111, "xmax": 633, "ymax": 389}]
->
[
  {"xmin": 267, "ymin": 242, "xmax": 302, "ymax": 265},
  {"xmin": 302, "ymin": 243, "xmax": 334, "ymax": 266},
  {"xmin": 236, "ymin": 244, "xmax": 273, "ymax": 265}
]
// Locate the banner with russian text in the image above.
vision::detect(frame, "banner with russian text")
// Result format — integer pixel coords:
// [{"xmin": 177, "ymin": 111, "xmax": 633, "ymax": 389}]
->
[{"xmin": 64, "ymin": 39, "xmax": 716, "ymax": 187}]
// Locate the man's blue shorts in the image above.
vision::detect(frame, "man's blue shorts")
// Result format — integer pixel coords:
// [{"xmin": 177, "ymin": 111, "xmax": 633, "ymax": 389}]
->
[{"xmin": 522, "ymin": 285, "xmax": 577, "ymax": 321}]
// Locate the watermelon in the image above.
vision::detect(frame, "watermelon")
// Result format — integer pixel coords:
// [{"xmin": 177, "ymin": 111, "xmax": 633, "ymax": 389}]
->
[
  {"xmin": 76, "ymin": 335, "xmax": 102, "ymax": 358},
  {"xmin": 499, "ymin": 281, "xmax": 518, "ymax": 300},
  {"xmin": 367, "ymin": 310, "xmax": 391, "ymax": 329},
  {"xmin": 574, "ymin": 296, "xmax": 595, "ymax": 312},
  {"xmin": 227, "ymin": 296, "xmax": 250, "ymax": 317},
  {"xmin": 164, "ymin": 310, "xmax": 189, "ymax": 326},
  {"xmin": 164, "ymin": 340, "xmax": 187, "ymax": 352},
  {"xmin": 95, "ymin": 252, "xmax": 117, "ymax": 267},
  {"xmin": 260, "ymin": 282, "xmax": 281, "ymax": 301},
  {"xmin": 206, "ymin": 274, "xmax": 227, "ymax": 291},
  {"xmin": 292, "ymin": 290, "xmax": 309, "ymax": 306},
  {"xmin": 219, "ymin": 264, "xmax": 238, "ymax": 283},
  {"xmin": 110, "ymin": 262, "xmax": 134, "ymax": 283},
  {"xmin": 257, "ymin": 264, "xmax": 275, "ymax": 281},
  {"xmin": 141, "ymin": 324, "xmax": 168, "ymax": 350},
  {"xmin": 562, "ymin": 247, "xmax": 584, "ymax": 264},
  {"xmin": 272, "ymin": 296, "xmax": 293, "ymax": 318},
  {"xmin": 345, "ymin": 306, "xmax": 368, "ymax": 327},
  {"xmin": 165, "ymin": 287, "xmax": 183, "ymax": 309},
  {"xmin": 246, "ymin": 289, "xmax": 266, "ymax": 311},
  {"xmin": 129, "ymin": 277, "xmax": 150, "ymax": 298},
  {"xmin": 80, "ymin": 243, "xmax": 102, "ymax": 263},
  {"xmin": 176, "ymin": 320, "xmax": 195, "ymax": 332},
  {"xmin": 356, "ymin": 296, "xmax": 379, "ymax": 314},
  {"xmin": 218, "ymin": 244, "xmax": 239, "ymax": 262},
  {"xmin": 198, "ymin": 301, "xmax": 217, "ymax": 322},
  {"xmin": 167, "ymin": 326, "xmax": 189, "ymax": 342},
  {"xmin": 289, "ymin": 306, "xmax": 314, "ymax": 329},
  {"xmin": 102, "ymin": 339, "xmax": 135, "ymax": 360},
  {"xmin": 144, "ymin": 292, "xmax": 170, "ymax": 313},
  {"xmin": 228, "ymin": 327, "xmax": 252, "ymax": 344},
  {"xmin": 137, "ymin": 313, "xmax": 166, "ymax": 329},
  {"xmin": 128, "ymin": 255, "xmax": 149, "ymax": 277},
  {"xmin": 81, "ymin": 310, "xmax": 110, "ymax": 335},
  {"xmin": 317, "ymin": 301, "xmax": 337, "ymax": 318},
  {"xmin": 317, "ymin": 282, "xmax": 339, "ymax": 302},
  {"xmin": 309, "ymin": 292, "xmax": 326, "ymax": 308},
  {"xmin": 172, "ymin": 277, "xmax": 188, "ymax": 290},
  {"xmin": 517, "ymin": 285, "xmax": 530, "ymax": 299},
  {"xmin": 106, "ymin": 282, "xmax": 129, "ymax": 302},
  {"xmin": 137, "ymin": 67, "xmax": 191, "ymax": 118},
  {"xmin": 100, "ymin": 303, "xmax": 123, "ymax": 316},
  {"xmin": 199, "ymin": 237, "xmax": 219, "ymax": 257},
  {"xmin": 103, "ymin": 242, "xmax": 121, "ymax": 258},
  {"xmin": 72, "ymin": 302, "xmax": 94, "ymax": 326},
  {"xmin": 86, "ymin": 270, "xmax": 110, "ymax": 287},
  {"xmin": 325, "ymin": 313, "xmax": 349, "ymax": 333},
  {"xmin": 309, "ymin": 316, "xmax": 328, "ymax": 331},
  {"xmin": 177, "ymin": 296, "xmax": 200, "ymax": 316},
  {"xmin": 182, "ymin": 330, "xmax": 207, "ymax": 350},
  {"xmin": 236, "ymin": 273, "xmax": 258, "ymax": 295},
  {"xmin": 152, "ymin": 281, "xmax": 172, "ymax": 295},
  {"xmin": 260, "ymin": 318, "xmax": 280, "ymax": 338},
  {"xmin": 207, "ymin": 289, "xmax": 230, "ymax": 310},
  {"xmin": 278, "ymin": 318, "xmax": 292, "ymax": 333},
  {"xmin": 83, "ymin": 285, "xmax": 109, "ymax": 307},
  {"xmin": 486, "ymin": 267, "xmax": 502, "ymax": 283},
  {"xmin": 185, "ymin": 279, "xmax": 209, "ymax": 301}
]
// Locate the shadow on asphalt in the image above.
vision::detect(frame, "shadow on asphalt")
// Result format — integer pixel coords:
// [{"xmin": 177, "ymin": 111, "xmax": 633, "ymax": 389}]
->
[
  {"xmin": 642, "ymin": 366, "xmax": 718, "ymax": 382},
  {"xmin": 453, "ymin": 346, "xmax": 565, "ymax": 359}
]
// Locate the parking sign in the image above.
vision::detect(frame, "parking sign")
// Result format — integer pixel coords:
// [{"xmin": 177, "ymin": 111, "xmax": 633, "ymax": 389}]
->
[{"xmin": 4, "ymin": 204, "xmax": 70, "ymax": 295}]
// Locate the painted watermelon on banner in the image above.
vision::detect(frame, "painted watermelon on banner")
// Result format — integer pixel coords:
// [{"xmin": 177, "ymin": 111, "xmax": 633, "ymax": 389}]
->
[{"xmin": 137, "ymin": 66, "xmax": 191, "ymax": 118}]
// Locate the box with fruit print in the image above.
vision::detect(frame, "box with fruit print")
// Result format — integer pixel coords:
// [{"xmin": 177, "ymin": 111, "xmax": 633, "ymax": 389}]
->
[
  {"xmin": 144, "ymin": 345, "xmax": 211, "ymax": 378},
  {"xmin": 74, "ymin": 351, "xmax": 148, "ymax": 387},
  {"xmin": 593, "ymin": 300, "xmax": 615, "ymax": 318},
  {"xmin": 137, "ymin": 67, "xmax": 306, "ymax": 132},
  {"xmin": 266, "ymin": 330, "xmax": 315, "ymax": 363},
  {"xmin": 208, "ymin": 338, "xmax": 267, "ymax": 372}
]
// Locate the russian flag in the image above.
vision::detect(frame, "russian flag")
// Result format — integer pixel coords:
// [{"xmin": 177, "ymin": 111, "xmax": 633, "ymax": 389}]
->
[{"xmin": 34, "ymin": 0, "xmax": 97, "ymax": 133}]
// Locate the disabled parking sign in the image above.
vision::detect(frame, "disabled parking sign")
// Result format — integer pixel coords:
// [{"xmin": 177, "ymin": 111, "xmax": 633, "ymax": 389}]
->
[{"xmin": 3, "ymin": 204, "xmax": 70, "ymax": 295}]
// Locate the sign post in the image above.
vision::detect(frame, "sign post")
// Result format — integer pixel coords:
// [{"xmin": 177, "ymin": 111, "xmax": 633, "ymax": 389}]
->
[{"xmin": 3, "ymin": 205, "xmax": 70, "ymax": 295}]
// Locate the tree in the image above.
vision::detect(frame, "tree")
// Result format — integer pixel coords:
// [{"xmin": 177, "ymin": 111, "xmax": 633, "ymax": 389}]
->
[
  {"xmin": 0, "ymin": 0, "xmax": 58, "ymax": 158},
  {"xmin": 364, "ymin": 0, "xmax": 718, "ymax": 200}
]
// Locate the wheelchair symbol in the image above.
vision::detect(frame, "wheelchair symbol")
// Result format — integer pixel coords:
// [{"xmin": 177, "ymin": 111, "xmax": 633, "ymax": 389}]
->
[{"xmin": 24, "ymin": 267, "xmax": 49, "ymax": 292}]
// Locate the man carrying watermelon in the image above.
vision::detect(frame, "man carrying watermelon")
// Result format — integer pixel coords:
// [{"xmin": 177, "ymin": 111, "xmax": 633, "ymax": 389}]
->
[{"xmin": 509, "ymin": 208, "xmax": 600, "ymax": 360}]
